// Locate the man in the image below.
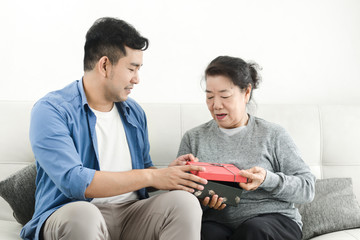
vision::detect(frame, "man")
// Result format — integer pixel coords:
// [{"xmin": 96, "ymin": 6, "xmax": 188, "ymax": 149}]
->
[{"xmin": 21, "ymin": 17, "xmax": 207, "ymax": 240}]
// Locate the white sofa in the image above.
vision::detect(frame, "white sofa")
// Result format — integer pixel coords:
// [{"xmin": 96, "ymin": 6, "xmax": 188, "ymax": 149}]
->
[{"xmin": 1, "ymin": 100, "xmax": 360, "ymax": 239}]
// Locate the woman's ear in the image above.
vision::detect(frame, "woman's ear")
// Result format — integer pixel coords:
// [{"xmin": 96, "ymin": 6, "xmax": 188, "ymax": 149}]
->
[{"xmin": 245, "ymin": 84, "xmax": 252, "ymax": 103}]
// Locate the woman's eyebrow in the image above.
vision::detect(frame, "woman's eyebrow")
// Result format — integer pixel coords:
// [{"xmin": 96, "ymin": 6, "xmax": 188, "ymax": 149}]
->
[{"xmin": 206, "ymin": 89, "xmax": 230, "ymax": 93}]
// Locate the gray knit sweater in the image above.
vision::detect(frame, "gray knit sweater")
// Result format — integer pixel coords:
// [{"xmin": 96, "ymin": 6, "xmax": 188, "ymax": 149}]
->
[{"xmin": 177, "ymin": 114, "xmax": 315, "ymax": 230}]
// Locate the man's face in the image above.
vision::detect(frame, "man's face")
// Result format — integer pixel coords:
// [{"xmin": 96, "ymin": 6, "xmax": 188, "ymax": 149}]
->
[{"xmin": 105, "ymin": 46, "xmax": 143, "ymax": 102}]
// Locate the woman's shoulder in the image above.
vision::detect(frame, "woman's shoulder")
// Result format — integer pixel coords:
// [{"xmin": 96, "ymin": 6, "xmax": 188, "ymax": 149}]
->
[
  {"xmin": 250, "ymin": 115, "xmax": 287, "ymax": 135},
  {"xmin": 184, "ymin": 119, "xmax": 217, "ymax": 136}
]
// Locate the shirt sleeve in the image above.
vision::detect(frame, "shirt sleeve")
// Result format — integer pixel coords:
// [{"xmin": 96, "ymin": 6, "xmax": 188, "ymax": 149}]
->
[
  {"xmin": 30, "ymin": 101, "xmax": 95, "ymax": 200},
  {"xmin": 141, "ymin": 113, "xmax": 153, "ymax": 169},
  {"xmin": 260, "ymin": 127, "xmax": 316, "ymax": 204}
]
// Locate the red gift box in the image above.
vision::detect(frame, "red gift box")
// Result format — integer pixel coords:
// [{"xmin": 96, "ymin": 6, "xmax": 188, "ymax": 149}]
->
[{"xmin": 186, "ymin": 161, "xmax": 247, "ymax": 183}]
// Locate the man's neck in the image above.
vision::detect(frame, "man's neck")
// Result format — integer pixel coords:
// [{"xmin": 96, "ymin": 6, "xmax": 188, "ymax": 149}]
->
[{"xmin": 83, "ymin": 72, "xmax": 114, "ymax": 112}]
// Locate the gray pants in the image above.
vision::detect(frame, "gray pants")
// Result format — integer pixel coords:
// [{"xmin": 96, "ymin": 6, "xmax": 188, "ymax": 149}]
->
[{"xmin": 42, "ymin": 190, "xmax": 202, "ymax": 240}]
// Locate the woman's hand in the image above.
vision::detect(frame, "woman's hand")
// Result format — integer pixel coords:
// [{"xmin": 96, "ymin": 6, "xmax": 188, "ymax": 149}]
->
[
  {"xmin": 239, "ymin": 166, "xmax": 267, "ymax": 191},
  {"xmin": 201, "ymin": 195, "xmax": 226, "ymax": 210},
  {"xmin": 168, "ymin": 153, "xmax": 199, "ymax": 167}
]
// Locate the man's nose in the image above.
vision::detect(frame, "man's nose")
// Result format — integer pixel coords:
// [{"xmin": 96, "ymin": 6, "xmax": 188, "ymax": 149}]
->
[{"xmin": 131, "ymin": 72, "xmax": 140, "ymax": 84}]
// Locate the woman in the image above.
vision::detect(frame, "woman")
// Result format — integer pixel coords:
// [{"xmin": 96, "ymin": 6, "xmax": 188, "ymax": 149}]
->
[{"xmin": 177, "ymin": 56, "xmax": 315, "ymax": 240}]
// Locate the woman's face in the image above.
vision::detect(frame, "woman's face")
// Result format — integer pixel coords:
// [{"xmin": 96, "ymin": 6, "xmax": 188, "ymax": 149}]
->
[{"xmin": 206, "ymin": 75, "xmax": 251, "ymax": 129}]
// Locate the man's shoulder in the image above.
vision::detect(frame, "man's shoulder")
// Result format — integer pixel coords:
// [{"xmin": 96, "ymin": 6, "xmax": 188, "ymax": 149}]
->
[
  {"xmin": 42, "ymin": 80, "xmax": 80, "ymax": 102},
  {"xmin": 34, "ymin": 80, "xmax": 82, "ymax": 114}
]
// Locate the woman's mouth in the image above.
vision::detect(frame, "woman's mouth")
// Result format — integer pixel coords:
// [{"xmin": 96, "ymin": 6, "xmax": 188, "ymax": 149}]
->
[{"xmin": 215, "ymin": 114, "xmax": 227, "ymax": 120}]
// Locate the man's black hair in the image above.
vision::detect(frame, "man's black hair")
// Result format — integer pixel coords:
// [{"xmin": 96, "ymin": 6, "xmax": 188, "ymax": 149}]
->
[{"xmin": 84, "ymin": 17, "xmax": 149, "ymax": 71}]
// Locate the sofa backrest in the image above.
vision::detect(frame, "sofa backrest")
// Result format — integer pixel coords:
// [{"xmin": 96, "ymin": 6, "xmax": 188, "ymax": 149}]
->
[{"xmin": 1, "ymin": 101, "xmax": 360, "ymax": 222}]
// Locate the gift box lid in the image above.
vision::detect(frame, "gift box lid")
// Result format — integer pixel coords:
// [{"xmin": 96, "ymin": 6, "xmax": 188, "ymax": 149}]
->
[{"xmin": 186, "ymin": 161, "xmax": 247, "ymax": 183}]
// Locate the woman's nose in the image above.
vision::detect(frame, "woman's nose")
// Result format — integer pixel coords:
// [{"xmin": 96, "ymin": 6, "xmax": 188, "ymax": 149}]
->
[{"xmin": 213, "ymin": 98, "xmax": 223, "ymax": 110}]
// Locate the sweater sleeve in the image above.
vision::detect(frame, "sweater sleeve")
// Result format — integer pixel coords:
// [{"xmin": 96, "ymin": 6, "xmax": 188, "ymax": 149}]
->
[
  {"xmin": 260, "ymin": 127, "xmax": 316, "ymax": 204},
  {"xmin": 177, "ymin": 131, "xmax": 192, "ymax": 157}
]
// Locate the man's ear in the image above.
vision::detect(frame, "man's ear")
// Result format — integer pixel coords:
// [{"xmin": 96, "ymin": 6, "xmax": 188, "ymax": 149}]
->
[{"xmin": 97, "ymin": 56, "xmax": 110, "ymax": 77}]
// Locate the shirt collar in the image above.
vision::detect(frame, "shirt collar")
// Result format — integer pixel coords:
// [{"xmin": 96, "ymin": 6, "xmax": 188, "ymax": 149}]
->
[
  {"xmin": 77, "ymin": 77, "xmax": 90, "ymax": 111},
  {"xmin": 116, "ymin": 100, "xmax": 130, "ymax": 115}
]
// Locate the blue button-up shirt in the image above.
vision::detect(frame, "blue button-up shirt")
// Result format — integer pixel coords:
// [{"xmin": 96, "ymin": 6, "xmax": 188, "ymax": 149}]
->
[{"xmin": 21, "ymin": 79, "xmax": 153, "ymax": 240}]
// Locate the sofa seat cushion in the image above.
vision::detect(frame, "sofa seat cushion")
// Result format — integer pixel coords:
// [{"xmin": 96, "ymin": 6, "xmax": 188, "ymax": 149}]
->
[
  {"xmin": 310, "ymin": 228, "xmax": 360, "ymax": 239},
  {"xmin": 0, "ymin": 220, "xmax": 23, "ymax": 239}
]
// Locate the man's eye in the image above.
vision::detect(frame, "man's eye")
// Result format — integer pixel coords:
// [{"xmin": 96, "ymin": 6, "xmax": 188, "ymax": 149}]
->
[
  {"xmin": 128, "ymin": 68, "xmax": 135, "ymax": 72},
  {"xmin": 207, "ymin": 96, "xmax": 214, "ymax": 100},
  {"xmin": 222, "ymin": 96, "xmax": 231, "ymax": 99}
]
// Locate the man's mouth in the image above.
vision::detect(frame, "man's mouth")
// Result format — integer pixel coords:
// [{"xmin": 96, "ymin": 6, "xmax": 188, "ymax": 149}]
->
[
  {"xmin": 125, "ymin": 87, "xmax": 133, "ymax": 93},
  {"xmin": 215, "ymin": 114, "xmax": 227, "ymax": 120}
]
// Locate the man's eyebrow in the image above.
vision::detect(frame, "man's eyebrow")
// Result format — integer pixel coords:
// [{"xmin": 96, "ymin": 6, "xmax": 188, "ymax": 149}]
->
[{"xmin": 130, "ymin": 63, "xmax": 143, "ymax": 67}]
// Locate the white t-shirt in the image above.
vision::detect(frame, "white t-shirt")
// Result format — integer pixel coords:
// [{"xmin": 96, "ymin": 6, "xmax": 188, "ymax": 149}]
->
[
  {"xmin": 90, "ymin": 105, "xmax": 138, "ymax": 203},
  {"xmin": 219, "ymin": 125, "xmax": 246, "ymax": 136}
]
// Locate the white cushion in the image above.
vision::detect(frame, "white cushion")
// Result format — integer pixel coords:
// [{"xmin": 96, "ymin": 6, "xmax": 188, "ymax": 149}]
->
[
  {"xmin": 0, "ymin": 101, "xmax": 35, "ymax": 165},
  {"xmin": 310, "ymin": 229, "xmax": 360, "ymax": 239},
  {"xmin": 0, "ymin": 220, "xmax": 22, "ymax": 239},
  {"xmin": 141, "ymin": 103, "xmax": 182, "ymax": 167}
]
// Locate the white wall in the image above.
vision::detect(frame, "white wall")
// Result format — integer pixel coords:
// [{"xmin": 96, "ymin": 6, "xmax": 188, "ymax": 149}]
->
[{"xmin": 1, "ymin": 0, "xmax": 359, "ymax": 104}]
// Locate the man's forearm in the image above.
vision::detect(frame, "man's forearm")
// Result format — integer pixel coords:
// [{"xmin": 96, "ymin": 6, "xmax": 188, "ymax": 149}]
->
[
  {"xmin": 85, "ymin": 169, "xmax": 153, "ymax": 198},
  {"xmin": 85, "ymin": 164, "xmax": 207, "ymax": 198}
]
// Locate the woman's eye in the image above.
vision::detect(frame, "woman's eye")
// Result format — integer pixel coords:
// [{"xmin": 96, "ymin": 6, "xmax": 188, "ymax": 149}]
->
[
  {"xmin": 128, "ymin": 68, "xmax": 135, "ymax": 72},
  {"xmin": 221, "ymin": 96, "xmax": 230, "ymax": 99}
]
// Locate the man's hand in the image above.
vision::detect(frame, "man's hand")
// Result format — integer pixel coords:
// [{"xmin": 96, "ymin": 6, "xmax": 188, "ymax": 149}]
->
[
  {"xmin": 239, "ymin": 166, "xmax": 267, "ymax": 191},
  {"xmin": 201, "ymin": 194, "xmax": 226, "ymax": 210},
  {"xmin": 168, "ymin": 153, "xmax": 199, "ymax": 167},
  {"xmin": 150, "ymin": 165, "xmax": 207, "ymax": 193}
]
